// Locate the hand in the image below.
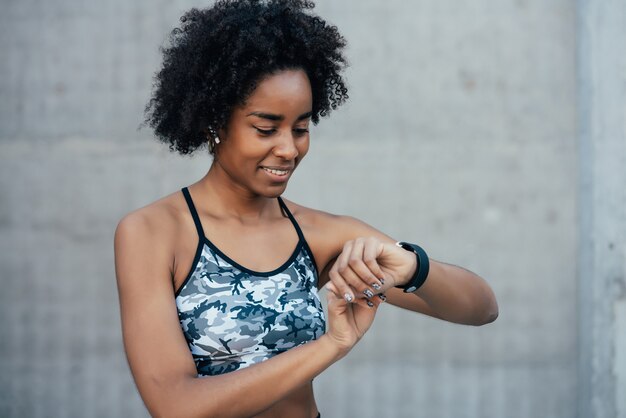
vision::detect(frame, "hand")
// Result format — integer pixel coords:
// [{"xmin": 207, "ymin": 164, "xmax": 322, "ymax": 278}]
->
[
  {"xmin": 324, "ymin": 281, "xmax": 379, "ymax": 355},
  {"xmin": 328, "ymin": 237, "xmax": 417, "ymax": 302}
]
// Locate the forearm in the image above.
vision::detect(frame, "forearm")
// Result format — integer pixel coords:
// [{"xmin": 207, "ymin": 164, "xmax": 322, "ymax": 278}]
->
[
  {"xmin": 412, "ymin": 260, "xmax": 498, "ymax": 325},
  {"xmin": 156, "ymin": 335, "xmax": 342, "ymax": 418}
]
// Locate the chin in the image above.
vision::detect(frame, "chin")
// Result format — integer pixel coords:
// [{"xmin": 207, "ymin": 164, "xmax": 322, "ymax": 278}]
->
[
  {"xmin": 248, "ymin": 182, "xmax": 287, "ymax": 198},
  {"xmin": 262, "ymin": 186, "xmax": 287, "ymax": 198}
]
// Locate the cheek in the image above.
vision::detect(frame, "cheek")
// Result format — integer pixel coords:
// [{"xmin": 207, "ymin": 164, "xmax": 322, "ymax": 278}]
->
[
  {"xmin": 222, "ymin": 133, "xmax": 262, "ymax": 160},
  {"xmin": 297, "ymin": 138, "xmax": 310, "ymax": 159}
]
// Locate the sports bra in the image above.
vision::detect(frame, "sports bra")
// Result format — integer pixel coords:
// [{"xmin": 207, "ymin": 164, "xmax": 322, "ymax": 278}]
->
[{"xmin": 175, "ymin": 187, "xmax": 326, "ymax": 377}]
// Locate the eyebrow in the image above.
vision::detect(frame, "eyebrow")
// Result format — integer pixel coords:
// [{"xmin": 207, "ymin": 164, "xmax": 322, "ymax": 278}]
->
[{"xmin": 246, "ymin": 111, "xmax": 313, "ymax": 122}]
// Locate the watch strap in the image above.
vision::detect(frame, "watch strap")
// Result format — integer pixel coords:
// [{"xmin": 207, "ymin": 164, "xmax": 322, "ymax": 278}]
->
[{"xmin": 394, "ymin": 241, "xmax": 430, "ymax": 293}]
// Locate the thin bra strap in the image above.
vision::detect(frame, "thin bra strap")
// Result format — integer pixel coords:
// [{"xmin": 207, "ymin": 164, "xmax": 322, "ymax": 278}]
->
[
  {"xmin": 181, "ymin": 187, "xmax": 205, "ymax": 239},
  {"xmin": 277, "ymin": 196, "xmax": 305, "ymax": 243}
]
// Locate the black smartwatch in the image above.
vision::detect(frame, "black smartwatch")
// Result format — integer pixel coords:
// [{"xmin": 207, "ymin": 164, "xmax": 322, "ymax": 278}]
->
[{"xmin": 394, "ymin": 241, "xmax": 430, "ymax": 293}]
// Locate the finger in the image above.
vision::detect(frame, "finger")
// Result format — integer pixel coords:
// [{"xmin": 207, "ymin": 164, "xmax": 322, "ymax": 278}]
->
[
  {"xmin": 363, "ymin": 291, "xmax": 386, "ymax": 308},
  {"xmin": 334, "ymin": 240, "xmax": 368, "ymax": 301},
  {"xmin": 334, "ymin": 240, "xmax": 354, "ymax": 271},
  {"xmin": 351, "ymin": 298, "xmax": 379, "ymax": 337},
  {"xmin": 329, "ymin": 267, "xmax": 358, "ymax": 303},
  {"xmin": 325, "ymin": 282, "xmax": 341, "ymax": 300},
  {"xmin": 325, "ymin": 282, "xmax": 350, "ymax": 315},
  {"xmin": 367, "ymin": 291, "xmax": 384, "ymax": 307},
  {"xmin": 337, "ymin": 263, "xmax": 376, "ymax": 300},
  {"xmin": 363, "ymin": 237, "xmax": 386, "ymax": 285},
  {"xmin": 346, "ymin": 238, "xmax": 384, "ymax": 293},
  {"xmin": 336, "ymin": 239, "xmax": 378, "ymax": 298},
  {"xmin": 352, "ymin": 294, "xmax": 382, "ymax": 309}
]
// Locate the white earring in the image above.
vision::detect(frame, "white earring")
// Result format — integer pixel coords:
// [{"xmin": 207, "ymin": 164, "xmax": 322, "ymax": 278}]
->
[{"xmin": 214, "ymin": 136, "xmax": 220, "ymax": 144}]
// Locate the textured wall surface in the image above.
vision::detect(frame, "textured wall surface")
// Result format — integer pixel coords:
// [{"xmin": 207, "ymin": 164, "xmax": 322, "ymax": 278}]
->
[
  {"xmin": 0, "ymin": 0, "xmax": 592, "ymax": 417},
  {"xmin": 577, "ymin": 1, "xmax": 626, "ymax": 418}
]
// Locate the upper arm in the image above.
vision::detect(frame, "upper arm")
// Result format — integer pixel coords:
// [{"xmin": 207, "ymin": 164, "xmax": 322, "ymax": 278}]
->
[{"xmin": 114, "ymin": 211, "xmax": 198, "ymax": 415}]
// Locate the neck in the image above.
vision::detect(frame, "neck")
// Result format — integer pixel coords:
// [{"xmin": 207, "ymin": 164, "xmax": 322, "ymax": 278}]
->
[{"xmin": 193, "ymin": 162, "xmax": 279, "ymax": 222}]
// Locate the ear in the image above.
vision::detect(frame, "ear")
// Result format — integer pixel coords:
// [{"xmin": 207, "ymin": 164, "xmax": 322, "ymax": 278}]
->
[{"xmin": 217, "ymin": 126, "xmax": 227, "ymax": 141}]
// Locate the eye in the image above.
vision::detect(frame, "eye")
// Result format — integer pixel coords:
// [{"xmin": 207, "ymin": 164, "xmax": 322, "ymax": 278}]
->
[
  {"xmin": 254, "ymin": 127, "xmax": 276, "ymax": 136},
  {"xmin": 293, "ymin": 127, "xmax": 309, "ymax": 136}
]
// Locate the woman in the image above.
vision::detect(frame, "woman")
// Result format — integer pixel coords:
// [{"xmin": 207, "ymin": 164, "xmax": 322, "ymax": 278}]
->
[{"xmin": 114, "ymin": 1, "xmax": 498, "ymax": 417}]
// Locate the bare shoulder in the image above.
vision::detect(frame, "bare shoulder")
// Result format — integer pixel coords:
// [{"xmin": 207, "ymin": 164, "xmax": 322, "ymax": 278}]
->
[
  {"xmin": 116, "ymin": 190, "xmax": 185, "ymax": 236},
  {"xmin": 279, "ymin": 198, "xmax": 395, "ymax": 276},
  {"xmin": 279, "ymin": 199, "xmax": 356, "ymax": 237},
  {"xmin": 114, "ymin": 190, "xmax": 188, "ymax": 278},
  {"xmin": 280, "ymin": 198, "xmax": 392, "ymax": 242}
]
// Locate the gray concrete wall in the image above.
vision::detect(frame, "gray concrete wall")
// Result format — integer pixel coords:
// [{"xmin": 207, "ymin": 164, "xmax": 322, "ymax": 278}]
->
[
  {"xmin": 577, "ymin": 1, "xmax": 626, "ymax": 418},
  {"xmin": 0, "ymin": 0, "xmax": 616, "ymax": 417}
]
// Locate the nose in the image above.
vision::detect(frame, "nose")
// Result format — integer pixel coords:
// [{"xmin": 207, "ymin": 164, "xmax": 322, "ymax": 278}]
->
[{"xmin": 273, "ymin": 131, "xmax": 299, "ymax": 160}]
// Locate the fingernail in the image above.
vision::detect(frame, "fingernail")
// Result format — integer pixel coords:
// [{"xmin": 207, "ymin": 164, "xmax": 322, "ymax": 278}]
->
[
  {"xmin": 363, "ymin": 289, "xmax": 374, "ymax": 298},
  {"xmin": 344, "ymin": 293, "xmax": 354, "ymax": 303},
  {"xmin": 380, "ymin": 278, "xmax": 386, "ymax": 285},
  {"xmin": 371, "ymin": 282, "xmax": 381, "ymax": 290},
  {"xmin": 366, "ymin": 300, "xmax": 374, "ymax": 308},
  {"xmin": 378, "ymin": 294, "xmax": 387, "ymax": 302}
]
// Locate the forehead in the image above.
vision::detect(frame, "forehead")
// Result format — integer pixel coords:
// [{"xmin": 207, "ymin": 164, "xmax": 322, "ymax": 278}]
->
[{"xmin": 242, "ymin": 69, "xmax": 312, "ymax": 111}]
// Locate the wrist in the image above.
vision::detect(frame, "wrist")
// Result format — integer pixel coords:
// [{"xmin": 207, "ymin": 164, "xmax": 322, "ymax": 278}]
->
[
  {"xmin": 319, "ymin": 333, "xmax": 351, "ymax": 361},
  {"xmin": 403, "ymin": 250, "xmax": 418, "ymax": 285},
  {"xmin": 394, "ymin": 242, "xmax": 430, "ymax": 293}
]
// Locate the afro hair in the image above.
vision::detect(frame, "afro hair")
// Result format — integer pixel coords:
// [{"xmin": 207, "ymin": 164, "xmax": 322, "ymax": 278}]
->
[{"xmin": 144, "ymin": 0, "xmax": 349, "ymax": 155}]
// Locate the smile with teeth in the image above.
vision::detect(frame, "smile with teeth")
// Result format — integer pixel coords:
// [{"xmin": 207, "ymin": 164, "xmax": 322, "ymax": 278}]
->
[{"xmin": 262, "ymin": 167, "xmax": 290, "ymax": 176}]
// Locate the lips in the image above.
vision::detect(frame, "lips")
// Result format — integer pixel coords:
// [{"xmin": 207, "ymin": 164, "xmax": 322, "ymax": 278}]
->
[{"xmin": 260, "ymin": 166, "xmax": 292, "ymax": 176}]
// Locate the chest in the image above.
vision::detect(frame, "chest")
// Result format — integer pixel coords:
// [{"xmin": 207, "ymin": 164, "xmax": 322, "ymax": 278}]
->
[{"xmin": 175, "ymin": 243, "xmax": 326, "ymax": 375}]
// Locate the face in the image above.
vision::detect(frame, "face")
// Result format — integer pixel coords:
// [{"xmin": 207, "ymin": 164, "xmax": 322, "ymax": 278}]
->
[{"xmin": 213, "ymin": 69, "xmax": 313, "ymax": 197}]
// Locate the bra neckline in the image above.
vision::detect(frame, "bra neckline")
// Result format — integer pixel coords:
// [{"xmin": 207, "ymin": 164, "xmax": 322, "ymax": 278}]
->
[
  {"xmin": 200, "ymin": 234, "xmax": 304, "ymax": 278},
  {"xmin": 176, "ymin": 186, "xmax": 320, "ymax": 297}
]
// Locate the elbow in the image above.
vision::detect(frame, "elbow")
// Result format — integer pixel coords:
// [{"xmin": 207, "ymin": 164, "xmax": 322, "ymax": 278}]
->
[
  {"xmin": 475, "ymin": 299, "xmax": 499, "ymax": 326},
  {"xmin": 145, "ymin": 376, "xmax": 219, "ymax": 418},
  {"xmin": 465, "ymin": 308, "xmax": 497, "ymax": 327},
  {"xmin": 483, "ymin": 306, "xmax": 499, "ymax": 325},
  {"xmin": 458, "ymin": 290, "xmax": 498, "ymax": 326},
  {"xmin": 473, "ymin": 280, "xmax": 499, "ymax": 326},
  {"xmin": 448, "ymin": 303, "xmax": 498, "ymax": 326},
  {"xmin": 149, "ymin": 401, "xmax": 188, "ymax": 418},
  {"xmin": 144, "ymin": 390, "xmax": 181, "ymax": 418},
  {"xmin": 150, "ymin": 397, "xmax": 215, "ymax": 418}
]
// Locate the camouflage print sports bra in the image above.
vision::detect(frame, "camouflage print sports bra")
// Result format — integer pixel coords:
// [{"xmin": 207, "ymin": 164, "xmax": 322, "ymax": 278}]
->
[{"xmin": 175, "ymin": 187, "xmax": 326, "ymax": 377}]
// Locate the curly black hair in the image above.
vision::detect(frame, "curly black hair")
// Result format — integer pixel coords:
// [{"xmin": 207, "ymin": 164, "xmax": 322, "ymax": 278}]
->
[{"xmin": 144, "ymin": 0, "xmax": 349, "ymax": 155}]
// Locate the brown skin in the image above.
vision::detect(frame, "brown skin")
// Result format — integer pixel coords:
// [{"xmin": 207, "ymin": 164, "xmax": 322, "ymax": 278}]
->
[{"xmin": 114, "ymin": 69, "xmax": 498, "ymax": 418}]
